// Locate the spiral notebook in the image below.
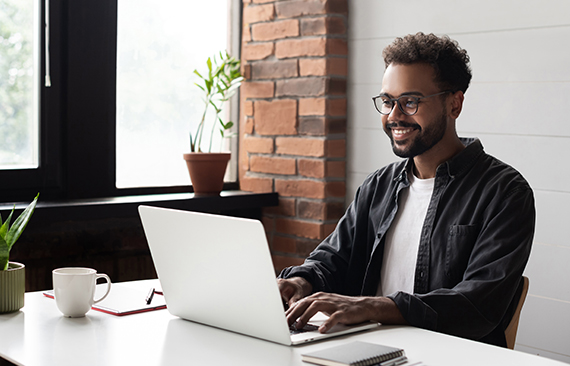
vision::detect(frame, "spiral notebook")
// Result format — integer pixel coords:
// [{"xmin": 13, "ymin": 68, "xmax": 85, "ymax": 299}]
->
[{"xmin": 301, "ymin": 341, "xmax": 406, "ymax": 366}]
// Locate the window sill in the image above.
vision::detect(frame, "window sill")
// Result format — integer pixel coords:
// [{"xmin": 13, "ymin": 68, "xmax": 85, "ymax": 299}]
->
[{"xmin": 0, "ymin": 190, "xmax": 279, "ymax": 223}]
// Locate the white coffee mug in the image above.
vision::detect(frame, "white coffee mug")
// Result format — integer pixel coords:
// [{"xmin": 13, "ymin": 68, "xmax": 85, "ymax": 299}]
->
[{"xmin": 52, "ymin": 267, "xmax": 112, "ymax": 317}]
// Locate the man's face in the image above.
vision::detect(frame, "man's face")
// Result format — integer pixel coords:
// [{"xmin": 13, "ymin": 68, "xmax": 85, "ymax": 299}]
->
[{"xmin": 380, "ymin": 63, "xmax": 450, "ymax": 158}]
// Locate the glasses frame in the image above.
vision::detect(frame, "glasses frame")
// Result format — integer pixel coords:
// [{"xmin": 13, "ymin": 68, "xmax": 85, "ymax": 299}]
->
[{"xmin": 372, "ymin": 90, "xmax": 454, "ymax": 116}]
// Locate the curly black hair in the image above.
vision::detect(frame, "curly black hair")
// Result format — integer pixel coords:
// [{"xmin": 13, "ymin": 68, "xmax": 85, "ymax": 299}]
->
[{"xmin": 382, "ymin": 32, "xmax": 472, "ymax": 93}]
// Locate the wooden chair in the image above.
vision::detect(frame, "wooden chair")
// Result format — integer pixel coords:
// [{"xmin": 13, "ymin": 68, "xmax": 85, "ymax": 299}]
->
[{"xmin": 505, "ymin": 276, "xmax": 530, "ymax": 349}]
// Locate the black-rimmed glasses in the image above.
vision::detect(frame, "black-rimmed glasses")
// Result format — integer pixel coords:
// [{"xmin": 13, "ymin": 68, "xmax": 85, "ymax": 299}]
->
[{"xmin": 372, "ymin": 90, "xmax": 453, "ymax": 116}]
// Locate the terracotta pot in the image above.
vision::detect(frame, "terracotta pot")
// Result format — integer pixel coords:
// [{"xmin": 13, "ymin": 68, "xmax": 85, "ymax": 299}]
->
[
  {"xmin": 183, "ymin": 152, "xmax": 231, "ymax": 195},
  {"xmin": 0, "ymin": 262, "xmax": 25, "ymax": 313}
]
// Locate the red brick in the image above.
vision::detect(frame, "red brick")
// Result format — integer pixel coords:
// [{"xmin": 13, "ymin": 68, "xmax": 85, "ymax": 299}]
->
[
  {"xmin": 275, "ymin": 179, "xmax": 345, "ymax": 199},
  {"xmin": 326, "ymin": 38, "xmax": 348, "ymax": 55},
  {"xmin": 251, "ymin": 59, "xmax": 298, "ymax": 79},
  {"xmin": 300, "ymin": 17, "xmax": 326, "ymax": 36},
  {"xmin": 276, "ymin": 0, "xmax": 326, "ymax": 18},
  {"xmin": 295, "ymin": 238, "xmax": 321, "ymax": 257},
  {"xmin": 326, "ymin": 160, "xmax": 346, "ymax": 178},
  {"xmin": 300, "ymin": 17, "xmax": 346, "ymax": 36},
  {"xmin": 272, "ymin": 235, "xmax": 296, "ymax": 253},
  {"xmin": 240, "ymin": 176, "xmax": 273, "ymax": 193},
  {"xmin": 325, "ymin": 181, "xmax": 346, "ymax": 197},
  {"xmin": 299, "ymin": 58, "xmax": 348, "ymax": 77},
  {"xmin": 241, "ymin": 81, "xmax": 274, "ymax": 98},
  {"xmin": 297, "ymin": 117, "xmax": 346, "ymax": 135},
  {"xmin": 275, "ymin": 179, "xmax": 326, "ymax": 199},
  {"xmin": 244, "ymin": 101, "xmax": 254, "ymax": 116},
  {"xmin": 252, "ymin": 19, "xmax": 299, "ymax": 41},
  {"xmin": 254, "ymin": 99, "xmax": 298, "ymax": 135},
  {"xmin": 276, "ymin": 38, "xmax": 326, "ymax": 59},
  {"xmin": 241, "ymin": 63, "xmax": 252, "ymax": 80},
  {"xmin": 242, "ymin": 42, "xmax": 275, "ymax": 61},
  {"xmin": 250, "ymin": 155, "xmax": 296, "ymax": 175},
  {"xmin": 327, "ymin": 98, "xmax": 347, "ymax": 116},
  {"xmin": 262, "ymin": 216, "xmax": 275, "ymax": 233},
  {"xmin": 299, "ymin": 98, "xmax": 346, "ymax": 117},
  {"xmin": 243, "ymin": 136, "xmax": 273, "ymax": 153},
  {"xmin": 298, "ymin": 159, "xmax": 325, "ymax": 178},
  {"xmin": 263, "ymin": 197, "xmax": 296, "ymax": 216},
  {"xmin": 276, "ymin": 137, "xmax": 325, "ymax": 157},
  {"xmin": 276, "ymin": 218, "xmax": 325, "ymax": 240},
  {"xmin": 299, "ymin": 98, "xmax": 326, "ymax": 116},
  {"xmin": 325, "ymin": 139, "xmax": 346, "ymax": 158},
  {"xmin": 298, "ymin": 200, "xmax": 345, "ymax": 220},
  {"xmin": 242, "ymin": 24, "xmax": 252, "ymax": 43},
  {"xmin": 323, "ymin": 223, "xmax": 337, "ymax": 238},
  {"xmin": 243, "ymin": 3, "xmax": 274, "ymax": 24},
  {"xmin": 299, "ymin": 59, "xmax": 327, "ymax": 77},
  {"xmin": 276, "ymin": 77, "xmax": 326, "ymax": 97},
  {"xmin": 329, "ymin": 58, "xmax": 348, "ymax": 76},
  {"xmin": 244, "ymin": 117, "xmax": 254, "ymax": 134},
  {"xmin": 271, "ymin": 255, "xmax": 305, "ymax": 273}
]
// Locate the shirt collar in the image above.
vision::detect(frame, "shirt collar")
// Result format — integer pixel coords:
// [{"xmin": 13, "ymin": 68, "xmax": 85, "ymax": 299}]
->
[{"xmin": 395, "ymin": 137, "xmax": 484, "ymax": 181}]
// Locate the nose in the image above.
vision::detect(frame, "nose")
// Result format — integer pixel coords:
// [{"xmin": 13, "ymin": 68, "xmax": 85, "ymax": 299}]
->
[{"xmin": 388, "ymin": 100, "xmax": 407, "ymax": 119}]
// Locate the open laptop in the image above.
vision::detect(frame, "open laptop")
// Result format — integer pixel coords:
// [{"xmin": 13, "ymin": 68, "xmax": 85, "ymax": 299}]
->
[{"xmin": 138, "ymin": 205, "xmax": 379, "ymax": 346}]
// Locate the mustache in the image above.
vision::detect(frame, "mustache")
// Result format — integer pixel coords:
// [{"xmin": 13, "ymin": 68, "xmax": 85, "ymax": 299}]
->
[{"xmin": 385, "ymin": 121, "xmax": 421, "ymax": 130}]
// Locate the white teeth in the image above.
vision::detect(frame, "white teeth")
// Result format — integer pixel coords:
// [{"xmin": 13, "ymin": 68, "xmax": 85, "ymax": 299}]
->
[{"xmin": 392, "ymin": 129, "xmax": 412, "ymax": 136}]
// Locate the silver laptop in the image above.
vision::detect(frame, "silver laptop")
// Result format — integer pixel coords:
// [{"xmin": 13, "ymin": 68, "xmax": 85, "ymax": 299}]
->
[{"xmin": 138, "ymin": 205, "xmax": 379, "ymax": 346}]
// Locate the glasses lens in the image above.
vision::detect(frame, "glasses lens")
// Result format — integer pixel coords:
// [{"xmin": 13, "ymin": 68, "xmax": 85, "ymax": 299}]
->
[
  {"xmin": 399, "ymin": 97, "xmax": 419, "ymax": 115},
  {"xmin": 374, "ymin": 97, "xmax": 393, "ymax": 115}
]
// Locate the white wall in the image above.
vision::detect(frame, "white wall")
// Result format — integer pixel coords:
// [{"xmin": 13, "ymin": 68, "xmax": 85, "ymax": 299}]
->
[{"xmin": 347, "ymin": 1, "xmax": 570, "ymax": 362}]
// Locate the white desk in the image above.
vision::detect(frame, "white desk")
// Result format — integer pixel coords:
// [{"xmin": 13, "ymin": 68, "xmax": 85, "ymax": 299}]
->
[{"xmin": 0, "ymin": 280, "xmax": 566, "ymax": 366}]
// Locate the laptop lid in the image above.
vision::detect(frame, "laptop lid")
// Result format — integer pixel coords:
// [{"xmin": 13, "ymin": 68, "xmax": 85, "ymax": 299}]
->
[{"xmin": 138, "ymin": 206, "xmax": 378, "ymax": 346}]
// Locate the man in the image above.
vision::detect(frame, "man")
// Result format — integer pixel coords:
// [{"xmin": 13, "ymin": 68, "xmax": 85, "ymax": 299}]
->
[{"xmin": 278, "ymin": 33, "xmax": 535, "ymax": 347}]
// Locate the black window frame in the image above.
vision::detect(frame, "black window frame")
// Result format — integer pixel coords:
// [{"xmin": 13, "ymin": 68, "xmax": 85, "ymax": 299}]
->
[{"xmin": 0, "ymin": 0, "xmax": 241, "ymax": 204}]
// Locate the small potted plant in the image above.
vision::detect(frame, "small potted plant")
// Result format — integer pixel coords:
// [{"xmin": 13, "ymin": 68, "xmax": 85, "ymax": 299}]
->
[
  {"xmin": 183, "ymin": 51, "xmax": 243, "ymax": 195},
  {"xmin": 0, "ymin": 193, "xmax": 39, "ymax": 313}
]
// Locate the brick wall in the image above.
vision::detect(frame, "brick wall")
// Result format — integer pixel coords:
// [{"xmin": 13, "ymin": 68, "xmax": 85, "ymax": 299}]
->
[{"xmin": 239, "ymin": 0, "xmax": 348, "ymax": 273}]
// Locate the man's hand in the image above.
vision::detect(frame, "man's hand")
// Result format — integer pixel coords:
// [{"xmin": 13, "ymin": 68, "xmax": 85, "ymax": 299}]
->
[
  {"xmin": 285, "ymin": 292, "xmax": 407, "ymax": 333},
  {"xmin": 277, "ymin": 277, "xmax": 313, "ymax": 308}
]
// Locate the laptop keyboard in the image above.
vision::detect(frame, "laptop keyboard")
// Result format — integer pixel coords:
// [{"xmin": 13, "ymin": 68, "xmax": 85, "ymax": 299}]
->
[{"xmin": 289, "ymin": 322, "xmax": 319, "ymax": 335}]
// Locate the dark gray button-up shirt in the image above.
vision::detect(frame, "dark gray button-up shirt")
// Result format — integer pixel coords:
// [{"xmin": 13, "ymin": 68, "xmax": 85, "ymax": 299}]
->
[{"xmin": 280, "ymin": 138, "xmax": 535, "ymax": 347}]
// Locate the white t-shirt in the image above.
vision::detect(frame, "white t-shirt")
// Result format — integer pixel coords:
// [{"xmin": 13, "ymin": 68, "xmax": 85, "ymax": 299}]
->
[{"xmin": 377, "ymin": 171, "xmax": 434, "ymax": 296}]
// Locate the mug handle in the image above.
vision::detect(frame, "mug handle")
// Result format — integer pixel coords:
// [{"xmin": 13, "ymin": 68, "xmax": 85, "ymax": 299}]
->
[{"xmin": 93, "ymin": 273, "xmax": 112, "ymax": 304}]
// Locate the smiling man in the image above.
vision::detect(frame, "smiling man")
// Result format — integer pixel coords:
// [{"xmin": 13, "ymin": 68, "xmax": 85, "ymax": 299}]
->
[{"xmin": 278, "ymin": 33, "xmax": 535, "ymax": 347}]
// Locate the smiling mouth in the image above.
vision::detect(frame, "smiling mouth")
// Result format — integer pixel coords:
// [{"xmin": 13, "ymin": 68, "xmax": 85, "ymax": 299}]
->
[{"xmin": 392, "ymin": 128, "xmax": 414, "ymax": 138}]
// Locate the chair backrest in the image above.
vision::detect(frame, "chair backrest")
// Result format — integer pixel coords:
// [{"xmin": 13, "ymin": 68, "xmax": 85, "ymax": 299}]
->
[{"xmin": 505, "ymin": 276, "xmax": 530, "ymax": 349}]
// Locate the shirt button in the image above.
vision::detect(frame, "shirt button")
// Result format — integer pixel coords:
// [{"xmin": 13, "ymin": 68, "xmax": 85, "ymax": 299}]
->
[{"xmin": 420, "ymin": 271, "xmax": 425, "ymax": 278}]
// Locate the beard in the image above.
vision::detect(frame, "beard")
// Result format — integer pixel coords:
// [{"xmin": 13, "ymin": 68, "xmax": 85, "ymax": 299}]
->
[{"xmin": 384, "ymin": 110, "xmax": 447, "ymax": 158}]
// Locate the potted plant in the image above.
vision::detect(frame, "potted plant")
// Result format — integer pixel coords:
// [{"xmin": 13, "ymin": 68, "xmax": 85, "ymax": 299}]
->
[
  {"xmin": 0, "ymin": 193, "xmax": 39, "ymax": 313},
  {"xmin": 183, "ymin": 51, "xmax": 243, "ymax": 195}
]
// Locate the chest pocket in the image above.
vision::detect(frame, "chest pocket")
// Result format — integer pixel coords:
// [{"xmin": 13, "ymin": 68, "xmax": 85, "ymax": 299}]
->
[{"xmin": 445, "ymin": 224, "xmax": 480, "ymax": 281}]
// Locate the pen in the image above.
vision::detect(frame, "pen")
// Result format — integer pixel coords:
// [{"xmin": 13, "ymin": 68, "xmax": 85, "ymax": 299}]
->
[{"xmin": 146, "ymin": 287, "xmax": 155, "ymax": 305}]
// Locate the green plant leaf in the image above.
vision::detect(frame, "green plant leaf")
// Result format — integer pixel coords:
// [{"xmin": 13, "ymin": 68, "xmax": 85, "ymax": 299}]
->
[
  {"xmin": 193, "ymin": 69, "xmax": 204, "ymax": 79},
  {"xmin": 0, "ymin": 235, "xmax": 9, "ymax": 270},
  {"xmin": 5, "ymin": 193, "xmax": 39, "ymax": 250},
  {"xmin": 0, "ymin": 208, "xmax": 14, "ymax": 241}
]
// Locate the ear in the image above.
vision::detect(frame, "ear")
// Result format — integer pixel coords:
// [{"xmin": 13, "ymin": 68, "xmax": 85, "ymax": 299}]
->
[{"xmin": 448, "ymin": 91, "xmax": 464, "ymax": 119}]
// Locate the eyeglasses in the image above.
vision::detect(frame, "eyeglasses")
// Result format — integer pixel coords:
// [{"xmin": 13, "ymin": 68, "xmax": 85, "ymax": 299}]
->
[{"xmin": 372, "ymin": 90, "xmax": 453, "ymax": 116}]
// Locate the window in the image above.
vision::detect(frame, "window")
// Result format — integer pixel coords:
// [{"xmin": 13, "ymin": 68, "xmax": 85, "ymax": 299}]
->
[
  {"xmin": 0, "ymin": 0, "xmax": 241, "ymax": 203},
  {"xmin": 0, "ymin": 0, "xmax": 39, "ymax": 169},
  {"xmin": 116, "ymin": 0, "xmax": 232, "ymax": 188}
]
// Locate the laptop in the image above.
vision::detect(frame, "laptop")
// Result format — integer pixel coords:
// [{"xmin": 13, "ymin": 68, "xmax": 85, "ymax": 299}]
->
[{"xmin": 138, "ymin": 205, "xmax": 379, "ymax": 346}]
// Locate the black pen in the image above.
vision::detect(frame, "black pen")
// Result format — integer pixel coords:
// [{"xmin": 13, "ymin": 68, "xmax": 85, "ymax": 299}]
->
[{"xmin": 146, "ymin": 287, "xmax": 155, "ymax": 305}]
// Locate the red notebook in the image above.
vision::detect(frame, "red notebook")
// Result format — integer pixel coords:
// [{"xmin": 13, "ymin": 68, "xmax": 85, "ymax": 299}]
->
[{"xmin": 44, "ymin": 282, "xmax": 167, "ymax": 316}]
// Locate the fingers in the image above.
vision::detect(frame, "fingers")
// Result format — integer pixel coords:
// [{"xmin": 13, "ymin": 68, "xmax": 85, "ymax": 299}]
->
[
  {"xmin": 286, "ymin": 295, "xmax": 322, "ymax": 329},
  {"xmin": 277, "ymin": 277, "xmax": 312, "ymax": 307},
  {"xmin": 286, "ymin": 293, "xmax": 376, "ymax": 333}
]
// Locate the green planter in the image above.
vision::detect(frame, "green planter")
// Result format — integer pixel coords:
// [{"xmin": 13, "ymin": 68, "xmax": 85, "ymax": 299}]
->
[{"xmin": 0, "ymin": 262, "xmax": 25, "ymax": 313}]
